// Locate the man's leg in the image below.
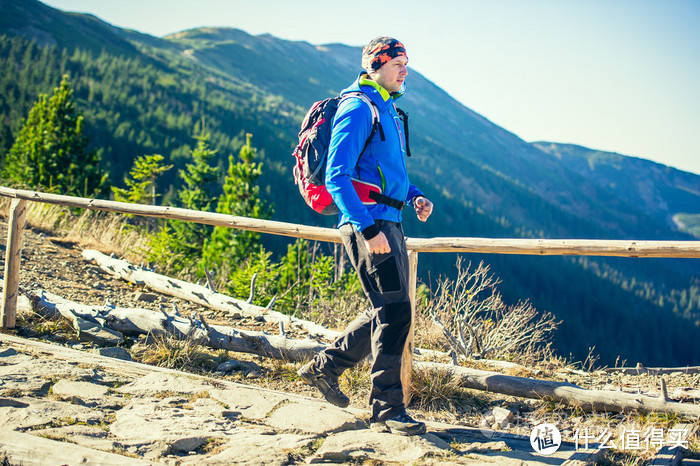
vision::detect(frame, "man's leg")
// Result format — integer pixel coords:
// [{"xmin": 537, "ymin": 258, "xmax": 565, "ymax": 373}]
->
[
  {"xmin": 360, "ymin": 222, "xmax": 412, "ymax": 421},
  {"xmin": 362, "ymin": 222, "xmax": 425, "ymax": 434},
  {"xmin": 297, "ymin": 223, "xmax": 378, "ymax": 407},
  {"xmin": 300, "ymin": 221, "xmax": 425, "ymax": 433}
]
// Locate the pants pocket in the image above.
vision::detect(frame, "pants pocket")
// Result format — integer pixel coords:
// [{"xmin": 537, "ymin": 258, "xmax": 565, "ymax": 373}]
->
[{"xmin": 366, "ymin": 255, "xmax": 402, "ymax": 293}]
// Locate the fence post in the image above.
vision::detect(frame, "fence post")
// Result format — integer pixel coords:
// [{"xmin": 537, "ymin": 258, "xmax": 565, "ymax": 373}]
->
[
  {"xmin": 1, "ymin": 199, "xmax": 28, "ymax": 329},
  {"xmin": 401, "ymin": 249, "xmax": 419, "ymax": 406}
]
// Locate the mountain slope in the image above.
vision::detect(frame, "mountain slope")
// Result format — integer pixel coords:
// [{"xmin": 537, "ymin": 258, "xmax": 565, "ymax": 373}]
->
[
  {"xmin": 1, "ymin": 0, "xmax": 699, "ymax": 366},
  {"xmin": 533, "ymin": 142, "xmax": 700, "ymax": 229},
  {"xmin": 0, "ymin": 0, "xmax": 140, "ymax": 56}
]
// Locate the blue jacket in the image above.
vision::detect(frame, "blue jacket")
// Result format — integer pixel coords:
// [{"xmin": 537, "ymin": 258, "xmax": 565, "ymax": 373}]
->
[{"xmin": 325, "ymin": 72, "xmax": 423, "ymax": 234}]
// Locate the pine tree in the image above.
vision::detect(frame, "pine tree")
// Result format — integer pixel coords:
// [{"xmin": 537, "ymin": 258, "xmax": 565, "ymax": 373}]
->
[
  {"xmin": 146, "ymin": 124, "xmax": 219, "ymax": 276},
  {"xmin": 202, "ymin": 133, "xmax": 272, "ymax": 272},
  {"xmin": 171, "ymin": 125, "xmax": 219, "ymax": 253},
  {"xmin": 112, "ymin": 154, "xmax": 173, "ymax": 204},
  {"xmin": 2, "ymin": 75, "xmax": 106, "ymax": 196}
]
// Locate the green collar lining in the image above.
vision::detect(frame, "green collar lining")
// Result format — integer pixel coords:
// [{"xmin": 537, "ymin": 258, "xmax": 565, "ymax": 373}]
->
[{"xmin": 359, "ymin": 74, "xmax": 402, "ymax": 101}]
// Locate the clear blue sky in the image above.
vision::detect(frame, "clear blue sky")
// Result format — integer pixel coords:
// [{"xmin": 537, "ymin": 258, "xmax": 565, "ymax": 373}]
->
[{"xmin": 44, "ymin": 0, "xmax": 700, "ymax": 174}]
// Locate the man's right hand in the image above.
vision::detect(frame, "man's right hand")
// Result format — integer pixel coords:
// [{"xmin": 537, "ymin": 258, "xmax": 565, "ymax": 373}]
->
[{"xmin": 366, "ymin": 231, "xmax": 391, "ymax": 254}]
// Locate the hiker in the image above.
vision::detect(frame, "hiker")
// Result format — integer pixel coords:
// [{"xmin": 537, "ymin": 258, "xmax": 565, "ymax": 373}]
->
[{"xmin": 298, "ymin": 37, "xmax": 433, "ymax": 436}]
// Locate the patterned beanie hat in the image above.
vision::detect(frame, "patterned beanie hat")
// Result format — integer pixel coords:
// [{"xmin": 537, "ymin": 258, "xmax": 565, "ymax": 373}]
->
[{"xmin": 361, "ymin": 37, "xmax": 407, "ymax": 72}]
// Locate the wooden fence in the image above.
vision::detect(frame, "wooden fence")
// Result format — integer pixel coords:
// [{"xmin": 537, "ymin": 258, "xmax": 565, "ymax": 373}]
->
[{"xmin": 2, "ymin": 186, "xmax": 699, "ymax": 404}]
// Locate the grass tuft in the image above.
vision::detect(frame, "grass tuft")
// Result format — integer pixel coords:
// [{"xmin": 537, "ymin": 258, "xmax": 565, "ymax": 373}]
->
[
  {"xmin": 130, "ymin": 334, "xmax": 218, "ymax": 371},
  {"xmin": 410, "ymin": 367, "xmax": 488, "ymax": 413}
]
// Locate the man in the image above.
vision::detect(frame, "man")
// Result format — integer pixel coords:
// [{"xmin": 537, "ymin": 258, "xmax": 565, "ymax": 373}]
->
[{"xmin": 297, "ymin": 37, "xmax": 434, "ymax": 436}]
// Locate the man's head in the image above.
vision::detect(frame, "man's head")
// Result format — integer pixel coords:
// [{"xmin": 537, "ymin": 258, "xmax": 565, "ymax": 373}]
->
[{"xmin": 362, "ymin": 37, "xmax": 408, "ymax": 94}]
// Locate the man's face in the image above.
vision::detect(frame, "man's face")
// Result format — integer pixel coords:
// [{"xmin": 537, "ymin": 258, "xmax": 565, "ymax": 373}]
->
[{"xmin": 372, "ymin": 56, "xmax": 408, "ymax": 93}]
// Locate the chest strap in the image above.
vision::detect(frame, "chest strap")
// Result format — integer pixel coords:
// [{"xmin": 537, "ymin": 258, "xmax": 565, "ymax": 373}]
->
[{"xmin": 368, "ymin": 191, "xmax": 406, "ymax": 210}]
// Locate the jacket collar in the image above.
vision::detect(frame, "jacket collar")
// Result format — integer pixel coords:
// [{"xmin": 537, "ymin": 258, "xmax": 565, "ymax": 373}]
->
[{"xmin": 358, "ymin": 72, "xmax": 404, "ymax": 102}]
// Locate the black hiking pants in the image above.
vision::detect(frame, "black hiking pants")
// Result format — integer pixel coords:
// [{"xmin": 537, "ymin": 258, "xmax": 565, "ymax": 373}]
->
[{"xmin": 313, "ymin": 219, "xmax": 412, "ymax": 421}]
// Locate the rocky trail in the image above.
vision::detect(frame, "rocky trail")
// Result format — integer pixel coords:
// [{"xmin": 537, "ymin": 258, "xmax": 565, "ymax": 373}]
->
[
  {"xmin": 0, "ymin": 218, "xmax": 698, "ymax": 464},
  {"xmin": 0, "ymin": 333, "xmax": 602, "ymax": 465}
]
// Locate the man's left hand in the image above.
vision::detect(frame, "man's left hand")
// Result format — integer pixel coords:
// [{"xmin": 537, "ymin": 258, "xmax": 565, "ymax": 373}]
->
[{"xmin": 414, "ymin": 196, "xmax": 433, "ymax": 222}]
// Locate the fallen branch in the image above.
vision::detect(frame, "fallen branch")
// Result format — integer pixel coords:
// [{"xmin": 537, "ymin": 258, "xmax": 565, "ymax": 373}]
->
[
  {"xmin": 82, "ymin": 249, "xmax": 340, "ymax": 341},
  {"xmin": 82, "ymin": 249, "xmax": 527, "ymax": 370},
  {"xmin": 604, "ymin": 365, "xmax": 700, "ymax": 375},
  {"xmin": 22, "ymin": 286, "xmax": 324, "ymax": 362},
  {"xmin": 414, "ymin": 361, "xmax": 700, "ymax": 418}
]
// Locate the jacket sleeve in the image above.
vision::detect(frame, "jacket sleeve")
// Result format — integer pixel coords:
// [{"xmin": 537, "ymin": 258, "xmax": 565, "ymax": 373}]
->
[
  {"xmin": 407, "ymin": 184, "xmax": 424, "ymax": 205},
  {"xmin": 325, "ymin": 98, "xmax": 376, "ymax": 234}
]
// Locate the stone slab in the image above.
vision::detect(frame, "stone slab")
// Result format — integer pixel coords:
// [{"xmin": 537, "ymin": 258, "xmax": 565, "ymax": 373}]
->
[
  {"xmin": 432, "ymin": 424, "xmax": 604, "ymax": 465},
  {"xmin": 75, "ymin": 316, "xmax": 124, "ymax": 346},
  {"xmin": 209, "ymin": 386, "xmax": 289, "ymax": 420},
  {"xmin": 96, "ymin": 346, "xmax": 133, "ymax": 361},
  {"xmin": 265, "ymin": 401, "xmax": 364, "ymax": 435},
  {"xmin": 0, "ymin": 399, "xmax": 103, "ymax": 430},
  {"xmin": 110, "ymin": 397, "xmax": 233, "ymax": 452},
  {"xmin": 115, "ymin": 372, "xmax": 216, "ymax": 396},
  {"xmin": 309, "ymin": 429, "xmax": 457, "ymax": 464},
  {"xmin": 31, "ymin": 424, "xmax": 117, "ymax": 452},
  {"xmin": 0, "ymin": 428, "xmax": 153, "ymax": 465},
  {"xmin": 52, "ymin": 379, "xmax": 110, "ymax": 400},
  {"xmin": 187, "ymin": 430, "xmax": 316, "ymax": 465}
]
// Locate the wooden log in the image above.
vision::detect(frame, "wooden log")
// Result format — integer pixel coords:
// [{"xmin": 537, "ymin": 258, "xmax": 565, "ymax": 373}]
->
[
  {"xmin": 82, "ymin": 249, "xmax": 531, "ymax": 371},
  {"xmin": 604, "ymin": 365, "xmax": 700, "ymax": 375},
  {"xmin": 401, "ymin": 249, "xmax": 419, "ymax": 406},
  {"xmin": 405, "ymin": 236, "xmax": 700, "ymax": 257},
  {"xmin": 0, "ymin": 186, "xmax": 341, "ymax": 243},
  {"xmin": 2, "ymin": 187, "xmax": 699, "ymax": 258},
  {"xmin": 82, "ymin": 249, "xmax": 341, "ymax": 341},
  {"xmin": 414, "ymin": 360, "xmax": 700, "ymax": 418},
  {"xmin": 23, "ymin": 287, "xmax": 325, "ymax": 362},
  {"xmin": 1, "ymin": 198, "xmax": 27, "ymax": 329}
]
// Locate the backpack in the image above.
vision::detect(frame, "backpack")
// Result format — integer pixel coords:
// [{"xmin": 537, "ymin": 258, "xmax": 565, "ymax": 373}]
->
[{"xmin": 293, "ymin": 92, "xmax": 391, "ymax": 215}]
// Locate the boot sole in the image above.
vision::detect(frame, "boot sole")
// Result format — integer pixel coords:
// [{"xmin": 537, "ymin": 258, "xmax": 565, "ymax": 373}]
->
[
  {"xmin": 297, "ymin": 369, "xmax": 350, "ymax": 408},
  {"xmin": 370, "ymin": 421, "xmax": 426, "ymax": 436}
]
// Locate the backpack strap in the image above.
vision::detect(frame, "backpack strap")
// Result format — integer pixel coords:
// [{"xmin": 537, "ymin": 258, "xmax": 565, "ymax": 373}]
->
[
  {"xmin": 395, "ymin": 107, "xmax": 412, "ymax": 157},
  {"xmin": 341, "ymin": 92, "xmax": 385, "ymax": 158}
]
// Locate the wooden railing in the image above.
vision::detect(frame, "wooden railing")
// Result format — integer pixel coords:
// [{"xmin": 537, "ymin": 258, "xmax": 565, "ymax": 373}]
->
[{"xmin": 1, "ymin": 186, "xmax": 699, "ymax": 404}]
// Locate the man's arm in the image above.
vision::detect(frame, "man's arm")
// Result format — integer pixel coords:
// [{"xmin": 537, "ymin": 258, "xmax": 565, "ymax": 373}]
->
[{"xmin": 325, "ymin": 98, "xmax": 379, "ymax": 240}]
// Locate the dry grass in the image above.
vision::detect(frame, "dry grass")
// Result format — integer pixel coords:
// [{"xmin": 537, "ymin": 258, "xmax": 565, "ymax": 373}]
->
[
  {"xmin": 265, "ymin": 359, "xmax": 299, "ymax": 383},
  {"xmin": 339, "ymin": 360, "xmax": 372, "ymax": 401},
  {"xmin": 414, "ymin": 305, "xmax": 450, "ymax": 353},
  {"xmin": 15, "ymin": 309, "xmax": 76, "ymax": 341},
  {"xmin": 300, "ymin": 290, "xmax": 366, "ymax": 331},
  {"xmin": 410, "ymin": 367, "xmax": 489, "ymax": 414},
  {"xmin": 129, "ymin": 334, "xmax": 222, "ymax": 371},
  {"xmin": 1, "ymin": 198, "xmax": 150, "ymax": 263}
]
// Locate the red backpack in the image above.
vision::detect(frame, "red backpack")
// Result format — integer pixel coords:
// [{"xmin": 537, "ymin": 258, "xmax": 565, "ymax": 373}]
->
[{"xmin": 292, "ymin": 92, "xmax": 389, "ymax": 215}]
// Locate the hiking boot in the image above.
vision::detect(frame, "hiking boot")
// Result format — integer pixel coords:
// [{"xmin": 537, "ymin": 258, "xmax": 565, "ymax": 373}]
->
[
  {"xmin": 370, "ymin": 411, "xmax": 426, "ymax": 436},
  {"xmin": 297, "ymin": 361, "xmax": 350, "ymax": 408}
]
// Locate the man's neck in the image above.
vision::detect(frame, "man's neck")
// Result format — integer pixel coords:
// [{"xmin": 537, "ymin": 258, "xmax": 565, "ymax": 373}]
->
[{"xmin": 359, "ymin": 73, "xmax": 392, "ymax": 101}]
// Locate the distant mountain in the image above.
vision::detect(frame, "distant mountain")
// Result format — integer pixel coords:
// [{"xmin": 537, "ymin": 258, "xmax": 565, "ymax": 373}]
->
[
  {"xmin": 533, "ymin": 142, "xmax": 699, "ymax": 231},
  {"xmin": 1, "ymin": 0, "xmax": 699, "ymax": 366},
  {"xmin": 0, "ymin": 0, "xmax": 140, "ymax": 56}
]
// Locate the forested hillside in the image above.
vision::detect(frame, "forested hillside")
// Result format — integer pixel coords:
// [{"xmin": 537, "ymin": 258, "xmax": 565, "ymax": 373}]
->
[{"xmin": 1, "ymin": 0, "xmax": 698, "ymax": 366}]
